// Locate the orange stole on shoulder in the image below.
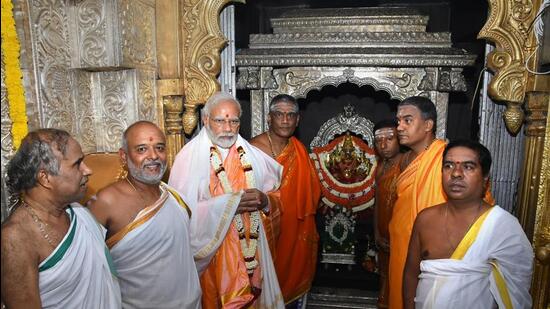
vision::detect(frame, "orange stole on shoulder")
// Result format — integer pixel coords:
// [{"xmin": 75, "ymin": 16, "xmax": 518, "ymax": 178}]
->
[
  {"xmin": 374, "ymin": 159, "xmax": 401, "ymax": 308},
  {"xmin": 375, "ymin": 161, "xmax": 401, "ymax": 243},
  {"xmin": 388, "ymin": 140, "xmax": 447, "ymax": 309},
  {"xmin": 274, "ymin": 137, "xmax": 321, "ymax": 303},
  {"xmin": 200, "ymin": 146, "xmax": 261, "ymax": 309},
  {"xmin": 201, "ymin": 146, "xmax": 277, "ymax": 309},
  {"xmin": 387, "ymin": 140, "xmax": 494, "ymax": 309}
]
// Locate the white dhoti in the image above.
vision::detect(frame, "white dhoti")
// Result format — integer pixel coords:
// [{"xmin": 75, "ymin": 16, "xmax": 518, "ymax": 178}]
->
[
  {"xmin": 416, "ymin": 206, "xmax": 533, "ymax": 309},
  {"xmin": 107, "ymin": 184, "xmax": 201, "ymax": 309},
  {"xmin": 38, "ymin": 204, "xmax": 121, "ymax": 309}
]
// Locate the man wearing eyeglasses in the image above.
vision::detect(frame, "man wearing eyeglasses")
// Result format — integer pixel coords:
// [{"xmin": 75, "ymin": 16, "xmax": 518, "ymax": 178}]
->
[
  {"xmin": 250, "ymin": 94, "xmax": 321, "ymax": 307},
  {"xmin": 169, "ymin": 91, "xmax": 285, "ymax": 309}
]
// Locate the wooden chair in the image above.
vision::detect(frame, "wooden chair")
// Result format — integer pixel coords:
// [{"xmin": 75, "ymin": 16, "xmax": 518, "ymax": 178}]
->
[{"xmin": 81, "ymin": 152, "xmax": 126, "ymax": 204}]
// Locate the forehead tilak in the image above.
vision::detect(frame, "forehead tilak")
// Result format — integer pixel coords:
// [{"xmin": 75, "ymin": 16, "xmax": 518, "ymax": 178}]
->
[{"xmin": 374, "ymin": 128, "xmax": 395, "ymax": 136}]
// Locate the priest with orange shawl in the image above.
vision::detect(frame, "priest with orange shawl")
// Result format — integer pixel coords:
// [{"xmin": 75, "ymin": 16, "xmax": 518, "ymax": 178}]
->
[
  {"xmin": 250, "ymin": 94, "xmax": 321, "ymax": 306},
  {"xmin": 372, "ymin": 119, "xmax": 403, "ymax": 309},
  {"xmin": 169, "ymin": 92, "xmax": 284, "ymax": 309},
  {"xmin": 388, "ymin": 96, "xmax": 493, "ymax": 309}
]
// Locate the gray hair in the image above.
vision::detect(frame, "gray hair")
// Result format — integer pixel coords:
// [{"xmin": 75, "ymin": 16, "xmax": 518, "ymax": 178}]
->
[
  {"xmin": 201, "ymin": 91, "xmax": 242, "ymax": 118},
  {"xmin": 6, "ymin": 128, "xmax": 71, "ymax": 193},
  {"xmin": 269, "ymin": 94, "xmax": 299, "ymax": 113}
]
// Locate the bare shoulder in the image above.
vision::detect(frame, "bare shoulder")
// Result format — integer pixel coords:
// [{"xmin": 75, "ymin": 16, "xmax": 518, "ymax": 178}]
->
[
  {"xmin": 87, "ymin": 180, "xmax": 128, "ymax": 223},
  {"xmin": 416, "ymin": 204, "xmax": 445, "ymax": 225},
  {"xmin": 250, "ymin": 132, "xmax": 268, "ymax": 146},
  {"xmin": 1, "ymin": 209, "xmax": 37, "ymax": 265},
  {"xmin": 1, "ymin": 208, "xmax": 41, "ymax": 307},
  {"xmin": 249, "ymin": 133, "xmax": 271, "ymax": 155}
]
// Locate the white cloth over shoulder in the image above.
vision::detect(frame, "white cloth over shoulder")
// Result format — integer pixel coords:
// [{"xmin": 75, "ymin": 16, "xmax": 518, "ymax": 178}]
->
[
  {"xmin": 38, "ymin": 204, "xmax": 121, "ymax": 309},
  {"xmin": 416, "ymin": 206, "xmax": 533, "ymax": 309},
  {"xmin": 168, "ymin": 128, "xmax": 282, "ymax": 271},
  {"xmin": 168, "ymin": 128, "xmax": 284, "ymax": 308},
  {"xmin": 109, "ymin": 184, "xmax": 201, "ymax": 309}
]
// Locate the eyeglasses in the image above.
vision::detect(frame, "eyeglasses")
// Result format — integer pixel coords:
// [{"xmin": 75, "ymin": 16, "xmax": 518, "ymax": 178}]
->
[
  {"xmin": 270, "ymin": 111, "xmax": 298, "ymax": 120},
  {"xmin": 210, "ymin": 118, "xmax": 240, "ymax": 128}
]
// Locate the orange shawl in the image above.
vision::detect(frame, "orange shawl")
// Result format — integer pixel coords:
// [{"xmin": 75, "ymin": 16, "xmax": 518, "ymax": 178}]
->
[
  {"xmin": 388, "ymin": 140, "xmax": 447, "ymax": 309},
  {"xmin": 375, "ymin": 159, "xmax": 401, "ymax": 308},
  {"xmin": 201, "ymin": 146, "xmax": 281, "ymax": 309},
  {"xmin": 387, "ymin": 139, "xmax": 493, "ymax": 309},
  {"xmin": 274, "ymin": 137, "xmax": 321, "ymax": 303}
]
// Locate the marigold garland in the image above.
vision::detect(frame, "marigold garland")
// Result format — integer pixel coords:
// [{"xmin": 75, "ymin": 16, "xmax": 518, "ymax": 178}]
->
[{"xmin": 1, "ymin": 0, "xmax": 28, "ymax": 149}]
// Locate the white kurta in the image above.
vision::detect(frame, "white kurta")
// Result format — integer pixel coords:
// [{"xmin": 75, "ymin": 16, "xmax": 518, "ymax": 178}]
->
[
  {"xmin": 168, "ymin": 128, "xmax": 285, "ymax": 309},
  {"xmin": 108, "ymin": 184, "xmax": 201, "ymax": 309},
  {"xmin": 38, "ymin": 204, "xmax": 121, "ymax": 309},
  {"xmin": 415, "ymin": 206, "xmax": 533, "ymax": 309}
]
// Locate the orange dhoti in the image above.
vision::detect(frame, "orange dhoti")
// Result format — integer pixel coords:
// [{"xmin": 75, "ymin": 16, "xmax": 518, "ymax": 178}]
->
[{"xmin": 273, "ymin": 137, "xmax": 321, "ymax": 303}]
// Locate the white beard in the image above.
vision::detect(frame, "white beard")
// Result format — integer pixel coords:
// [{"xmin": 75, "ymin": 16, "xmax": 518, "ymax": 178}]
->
[{"xmin": 205, "ymin": 125, "xmax": 237, "ymax": 149}]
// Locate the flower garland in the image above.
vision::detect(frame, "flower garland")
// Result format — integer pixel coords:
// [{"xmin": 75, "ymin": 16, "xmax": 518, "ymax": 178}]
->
[
  {"xmin": 210, "ymin": 146, "xmax": 261, "ymax": 275},
  {"xmin": 1, "ymin": 0, "xmax": 28, "ymax": 148}
]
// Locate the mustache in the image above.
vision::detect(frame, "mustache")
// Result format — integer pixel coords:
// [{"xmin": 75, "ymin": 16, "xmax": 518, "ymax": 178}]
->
[
  {"xmin": 141, "ymin": 159, "xmax": 165, "ymax": 169},
  {"xmin": 217, "ymin": 133, "xmax": 236, "ymax": 138},
  {"xmin": 448, "ymin": 180, "xmax": 466, "ymax": 187}
]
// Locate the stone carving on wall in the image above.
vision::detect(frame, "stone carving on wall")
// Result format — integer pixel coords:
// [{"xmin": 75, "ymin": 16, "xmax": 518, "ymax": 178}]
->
[
  {"xmin": 16, "ymin": 0, "xmax": 157, "ymax": 153},
  {"xmin": 31, "ymin": 0, "xmax": 76, "ymax": 134},
  {"xmin": 119, "ymin": 0, "xmax": 156, "ymax": 67},
  {"xmin": 73, "ymin": 0, "xmax": 109, "ymax": 67},
  {"xmin": 1, "ymin": 56, "xmax": 14, "ymax": 165},
  {"xmin": 96, "ymin": 70, "xmax": 137, "ymax": 151},
  {"xmin": 74, "ymin": 70, "xmax": 96, "ymax": 153},
  {"xmin": 241, "ymin": 66, "xmax": 449, "ymax": 137},
  {"xmin": 137, "ymin": 69, "xmax": 157, "ymax": 121},
  {"xmin": 237, "ymin": 7, "xmax": 475, "ymax": 139}
]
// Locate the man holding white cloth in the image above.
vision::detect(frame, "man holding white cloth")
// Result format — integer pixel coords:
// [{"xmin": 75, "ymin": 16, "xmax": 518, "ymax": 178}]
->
[
  {"xmin": 403, "ymin": 139, "xmax": 533, "ymax": 309},
  {"xmin": 169, "ymin": 92, "xmax": 284, "ymax": 309}
]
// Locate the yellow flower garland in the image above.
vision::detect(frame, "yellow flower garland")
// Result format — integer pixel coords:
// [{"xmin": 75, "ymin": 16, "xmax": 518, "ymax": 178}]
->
[{"xmin": 1, "ymin": 0, "xmax": 28, "ymax": 149}]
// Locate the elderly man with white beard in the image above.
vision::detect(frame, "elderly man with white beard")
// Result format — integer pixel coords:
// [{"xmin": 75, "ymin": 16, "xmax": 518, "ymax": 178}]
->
[
  {"xmin": 169, "ymin": 91, "xmax": 285, "ymax": 309},
  {"xmin": 88, "ymin": 121, "xmax": 202, "ymax": 309}
]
